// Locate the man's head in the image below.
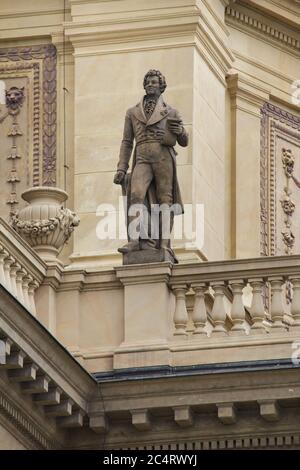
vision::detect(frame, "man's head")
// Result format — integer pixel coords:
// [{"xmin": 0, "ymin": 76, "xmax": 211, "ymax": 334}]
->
[{"xmin": 143, "ymin": 70, "xmax": 167, "ymax": 98}]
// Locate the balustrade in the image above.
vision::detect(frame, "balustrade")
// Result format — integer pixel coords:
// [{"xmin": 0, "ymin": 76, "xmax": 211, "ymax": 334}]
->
[
  {"xmin": 170, "ymin": 256, "xmax": 300, "ymax": 337},
  {"xmin": 0, "ymin": 218, "xmax": 45, "ymax": 316},
  {"xmin": 0, "ymin": 244, "xmax": 40, "ymax": 315}
]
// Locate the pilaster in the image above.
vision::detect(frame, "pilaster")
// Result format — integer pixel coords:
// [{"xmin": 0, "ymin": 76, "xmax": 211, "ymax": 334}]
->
[{"xmin": 227, "ymin": 72, "xmax": 270, "ymax": 259}]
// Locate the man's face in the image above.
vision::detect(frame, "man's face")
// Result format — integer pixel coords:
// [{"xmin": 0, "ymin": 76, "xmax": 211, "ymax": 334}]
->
[{"xmin": 144, "ymin": 75, "xmax": 161, "ymax": 97}]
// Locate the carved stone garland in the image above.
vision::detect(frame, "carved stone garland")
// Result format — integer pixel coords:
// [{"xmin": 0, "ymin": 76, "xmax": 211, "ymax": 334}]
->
[{"xmin": 0, "ymin": 86, "xmax": 24, "ymax": 217}]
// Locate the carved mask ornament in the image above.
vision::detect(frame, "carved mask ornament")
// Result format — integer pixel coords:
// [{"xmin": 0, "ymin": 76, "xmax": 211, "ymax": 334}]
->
[{"xmin": 6, "ymin": 86, "xmax": 25, "ymax": 114}]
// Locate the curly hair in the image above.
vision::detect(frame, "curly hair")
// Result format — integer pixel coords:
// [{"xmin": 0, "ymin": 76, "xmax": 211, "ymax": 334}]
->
[{"xmin": 143, "ymin": 69, "xmax": 167, "ymax": 93}]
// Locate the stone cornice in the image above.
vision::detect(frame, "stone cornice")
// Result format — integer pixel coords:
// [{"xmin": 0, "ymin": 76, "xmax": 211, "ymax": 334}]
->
[
  {"xmin": 0, "ymin": 9, "xmax": 69, "ymax": 20},
  {"xmin": 81, "ymin": 364, "xmax": 300, "ymax": 450},
  {"xmin": 115, "ymin": 262, "xmax": 172, "ymax": 286},
  {"xmin": 232, "ymin": 50, "xmax": 295, "ymax": 86},
  {"xmin": 239, "ymin": 0, "xmax": 300, "ymax": 29},
  {"xmin": 171, "ymin": 253, "xmax": 300, "ymax": 283},
  {"xmin": 65, "ymin": 1, "xmax": 233, "ymax": 80},
  {"xmin": 0, "ymin": 386, "xmax": 58, "ymax": 449},
  {"xmin": 43, "ymin": 266, "xmax": 122, "ymax": 292},
  {"xmin": 0, "ymin": 286, "xmax": 96, "ymax": 401},
  {"xmin": 229, "ymin": 50, "xmax": 300, "ymax": 112},
  {"xmin": 0, "ymin": 286, "xmax": 103, "ymax": 447},
  {"xmin": 64, "ymin": 12, "xmax": 201, "ymax": 53},
  {"xmin": 201, "ymin": 0, "xmax": 231, "ymax": 35},
  {"xmin": 65, "ymin": 6, "xmax": 202, "ymax": 38},
  {"xmin": 226, "ymin": 3, "xmax": 300, "ymax": 55},
  {"xmin": 51, "ymin": 33, "xmax": 74, "ymax": 55},
  {"xmin": 226, "ymin": 72, "xmax": 270, "ymax": 116}
]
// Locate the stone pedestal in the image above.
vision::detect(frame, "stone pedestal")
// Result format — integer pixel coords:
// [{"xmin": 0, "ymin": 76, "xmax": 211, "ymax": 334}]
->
[
  {"xmin": 114, "ymin": 262, "xmax": 173, "ymax": 369},
  {"xmin": 123, "ymin": 248, "xmax": 176, "ymax": 265}
]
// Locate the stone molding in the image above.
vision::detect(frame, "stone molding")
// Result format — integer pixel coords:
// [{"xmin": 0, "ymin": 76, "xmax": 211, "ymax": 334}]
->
[
  {"xmin": 227, "ymin": 72, "xmax": 270, "ymax": 117},
  {"xmin": 44, "ymin": 251, "xmax": 300, "ymax": 289},
  {"xmin": 65, "ymin": 0, "xmax": 233, "ymax": 83},
  {"xmin": 238, "ymin": 0, "xmax": 300, "ymax": 30},
  {"xmin": 0, "ymin": 387, "xmax": 56, "ymax": 449},
  {"xmin": 226, "ymin": 3, "xmax": 300, "ymax": 55},
  {"xmin": 0, "ymin": 285, "xmax": 96, "ymax": 423},
  {"xmin": 115, "ymin": 434, "xmax": 300, "ymax": 450},
  {"xmin": 77, "ymin": 365, "xmax": 300, "ymax": 450},
  {"xmin": 260, "ymin": 102, "xmax": 300, "ymax": 256},
  {"xmin": 115, "ymin": 262, "xmax": 172, "ymax": 286}
]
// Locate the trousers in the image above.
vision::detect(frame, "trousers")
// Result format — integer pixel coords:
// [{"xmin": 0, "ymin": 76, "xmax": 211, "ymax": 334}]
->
[{"xmin": 130, "ymin": 142, "xmax": 174, "ymax": 206}]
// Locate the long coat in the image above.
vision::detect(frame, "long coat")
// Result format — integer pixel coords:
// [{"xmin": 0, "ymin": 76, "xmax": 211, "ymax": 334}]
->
[{"xmin": 117, "ymin": 95, "xmax": 189, "ymax": 215}]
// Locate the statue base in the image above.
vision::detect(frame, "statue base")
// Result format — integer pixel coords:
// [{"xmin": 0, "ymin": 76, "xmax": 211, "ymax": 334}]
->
[{"xmin": 122, "ymin": 248, "xmax": 176, "ymax": 265}]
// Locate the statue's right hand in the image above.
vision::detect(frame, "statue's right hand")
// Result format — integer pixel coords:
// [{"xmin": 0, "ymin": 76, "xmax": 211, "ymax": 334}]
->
[{"xmin": 113, "ymin": 170, "xmax": 126, "ymax": 185}]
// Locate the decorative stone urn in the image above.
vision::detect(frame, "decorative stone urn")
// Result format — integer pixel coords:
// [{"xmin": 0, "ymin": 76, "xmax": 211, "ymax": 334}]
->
[{"xmin": 12, "ymin": 186, "xmax": 80, "ymax": 263}]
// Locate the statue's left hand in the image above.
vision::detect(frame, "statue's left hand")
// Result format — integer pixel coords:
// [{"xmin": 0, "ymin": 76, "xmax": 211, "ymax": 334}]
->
[{"xmin": 168, "ymin": 123, "xmax": 183, "ymax": 136}]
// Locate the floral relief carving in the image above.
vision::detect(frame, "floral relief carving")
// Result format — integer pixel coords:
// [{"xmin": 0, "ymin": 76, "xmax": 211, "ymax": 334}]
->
[
  {"xmin": 280, "ymin": 189, "xmax": 295, "ymax": 217},
  {"xmin": 260, "ymin": 103, "xmax": 300, "ymax": 257},
  {"xmin": 0, "ymin": 44, "xmax": 57, "ymax": 188},
  {"xmin": 11, "ymin": 187, "xmax": 80, "ymax": 263},
  {"xmin": 261, "ymin": 104, "xmax": 300, "ymax": 306},
  {"xmin": 280, "ymin": 148, "xmax": 300, "ymax": 255},
  {"xmin": 12, "ymin": 208, "xmax": 80, "ymax": 239},
  {"xmin": 281, "ymin": 229, "xmax": 295, "ymax": 252},
  {"xmin": 282, "ymin": 148, "xmax": 294, "ymax": 178}
]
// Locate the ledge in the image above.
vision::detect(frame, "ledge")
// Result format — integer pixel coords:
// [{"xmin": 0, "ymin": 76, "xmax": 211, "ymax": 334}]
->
[{"xmin": 93, "ymin": 358, "xmax": 299, "ymax": 382}]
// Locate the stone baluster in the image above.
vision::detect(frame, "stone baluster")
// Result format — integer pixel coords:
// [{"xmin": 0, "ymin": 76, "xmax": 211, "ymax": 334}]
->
[
  {"xmin": 16, "ymin": 267, "xmax": 26, "ymax": 304},
  {"xmin": 0, "ymin": 246, "xmax": 7, "ymax": 287},
  {"xmin": 191, "ymin": 283, "xmax": 208, "ymax": 336},
  {"xmin": 210, "ymin": 282, "xmax": 228, "ymax": 335},
  {"xmin": 172, "ymin": 285, "xmax": 189, "ymax": 336},
  {"xmin": 229, "ymin": 279, "xmax": 246, "ymax": 333},
  {"xmin": 3, "ymin": 255, "xmax": 14, "ymax": 293},
  {"xmin": 28, "ymin": 279, "xmax": 39, "ymax": 317},
  {"xmin": 269, "ymin": 276, "xmax": 287, "ymax": 332},
  {"xmin": 22, "ymin": 275, "xmax": 32, "ymax": 311},
  {"xmin": 248, "ymin": 278, "xmax": 267, "ymax": 333},
  {"xmin": 290, "ymin": 278, "xmax": 300, "ymax": 328},
  {"xmin": 9, "ymin": 262, "xmax": 19, "ymax": 299}
]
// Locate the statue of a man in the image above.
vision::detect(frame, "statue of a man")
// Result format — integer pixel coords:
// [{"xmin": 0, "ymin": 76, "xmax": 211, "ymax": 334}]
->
[{"xmin": 114, "ymin": 69, "xmax": 189, "ymax": 262}]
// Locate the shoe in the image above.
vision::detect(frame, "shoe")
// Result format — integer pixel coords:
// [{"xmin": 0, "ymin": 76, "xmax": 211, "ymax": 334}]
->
[
  {"xmin": 140, "ymin": 239, "xmax": 157, "ymax": 251},
  {"xmin": 118, "ymin": 240, "xmax": 140, "ymax": 254}
]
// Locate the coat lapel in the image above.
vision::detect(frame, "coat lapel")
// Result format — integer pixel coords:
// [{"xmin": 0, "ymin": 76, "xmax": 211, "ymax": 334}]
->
[
  {"xmin": 146, "ymin": 95, "xmax": 170, "ymax": 127},
  {"xmin": 132, "ymin": 99, "xmax": 147, "ymax": 124}
]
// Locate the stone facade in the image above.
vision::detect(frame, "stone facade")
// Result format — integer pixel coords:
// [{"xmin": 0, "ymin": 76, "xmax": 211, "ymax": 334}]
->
[{"xmin": 1, "ymin": 0, "xmax": 300, "ymax": 450}]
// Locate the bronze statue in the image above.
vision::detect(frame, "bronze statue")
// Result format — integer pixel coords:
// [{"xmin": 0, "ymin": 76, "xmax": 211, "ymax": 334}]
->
[{"xmin": 114, "ymin": 69, "xmax": 189, "ymax": 264}]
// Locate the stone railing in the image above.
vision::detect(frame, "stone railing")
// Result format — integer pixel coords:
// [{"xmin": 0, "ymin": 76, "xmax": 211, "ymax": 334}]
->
[
  {"xmin": 0, "ymin": 218, "xmax": 46, "ymax": 316},
  {"xmin": 170, "ymin": 255, "xmax": 300, "ymax": 337}
]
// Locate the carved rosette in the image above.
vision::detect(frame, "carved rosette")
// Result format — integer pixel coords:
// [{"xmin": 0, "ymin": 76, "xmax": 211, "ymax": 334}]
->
[{"xmin": 11, "ymin": 187, "xmax": 80, "ymax": 263}]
